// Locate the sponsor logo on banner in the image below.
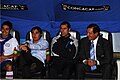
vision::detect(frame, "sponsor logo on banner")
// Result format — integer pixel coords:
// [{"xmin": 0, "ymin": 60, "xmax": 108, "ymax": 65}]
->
[
  {"xmin": 62, "ymin": 3, "xmax": 110, "ymax": 12},
  {"xmin": 0, "ymin": 4, "xmax": 28, "ymax": 10}
]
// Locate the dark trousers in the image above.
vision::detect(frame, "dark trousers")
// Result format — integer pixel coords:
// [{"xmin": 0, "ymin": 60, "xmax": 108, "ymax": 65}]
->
[
  {"xmin": 75, "ymin": 62, "xmax": 112, "ymax": 79},
  {"xmin": 49, "ymin": 59, "xmax": 74, "ymax": 79},
  {"xmin": 16, "ymin": 51, "xmax": 44, "ymax": 78}
]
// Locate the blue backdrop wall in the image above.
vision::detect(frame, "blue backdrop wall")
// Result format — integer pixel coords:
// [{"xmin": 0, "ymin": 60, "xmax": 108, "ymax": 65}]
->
[{"xmin": 1, "ymin": 0, "xmax": 120, "ymax": 40}]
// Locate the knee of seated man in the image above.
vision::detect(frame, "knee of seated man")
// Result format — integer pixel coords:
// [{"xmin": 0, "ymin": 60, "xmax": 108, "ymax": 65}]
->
[
  {"xmin": 103, "ymin": 63, "xmax": 112, "ymax": 70},
  {"xmin": 4, "ymin": 62, "xmax": 13, "ymax": 71}
]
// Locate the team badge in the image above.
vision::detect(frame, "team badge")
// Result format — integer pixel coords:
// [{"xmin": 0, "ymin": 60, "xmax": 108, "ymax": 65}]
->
[
  {"xmin": 5, "ymin": 43, "xmax": 10, "ymax": 47},
  {"xmin": 70, "ymin": 41, "xmax": 73, "ymax": 45}
]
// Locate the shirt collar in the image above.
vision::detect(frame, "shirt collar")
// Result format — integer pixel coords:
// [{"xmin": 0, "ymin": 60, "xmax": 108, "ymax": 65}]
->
[{"xmin": 91, "ymin": 36, "xmax": 99, "ymax": 43}]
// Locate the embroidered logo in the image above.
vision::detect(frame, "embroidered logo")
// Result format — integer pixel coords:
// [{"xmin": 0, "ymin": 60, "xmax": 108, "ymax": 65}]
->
[
  {"xmin": 70, "ymin": 41, "xmax": 73, "ymax": 45},
  {"xmin": 5, "ymin": 43, "xmax": 10, "ymax": 47}
]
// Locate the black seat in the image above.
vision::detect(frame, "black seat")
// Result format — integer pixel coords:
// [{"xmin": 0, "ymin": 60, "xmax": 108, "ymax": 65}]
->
[
  {"xmin": 85, "ymin": 30, "xmax": 117, "ymax": 79},
  {"xmin": 26, "ymin": 30, "xmax": 51, "ymax": 43},
  {"xmin": 56, "ymin": 30, "xmax": 80, "ymax": 41},
  {"xmin": 0, "ymin": 30, "xmax": 20, "ymax": 44},
  {"xmin": 10, "ymin": 30, "xmax": 20, "ymax": 44}
]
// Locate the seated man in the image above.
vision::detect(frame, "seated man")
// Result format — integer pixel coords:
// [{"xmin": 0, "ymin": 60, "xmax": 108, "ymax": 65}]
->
[
  {"xmin": 0, "ymin": 21, "xmax": 19, "ymax": 78},
  {"xmin": 75, "ymin": 24, "xmax": 113, "ymax": 79},
  {"xmin": 49, "ymin": 21, "xmax": 78, "ymax": 79},
  {"xmin": 17, "ymin": 26, "xmax": 49, "ymax": 78}
]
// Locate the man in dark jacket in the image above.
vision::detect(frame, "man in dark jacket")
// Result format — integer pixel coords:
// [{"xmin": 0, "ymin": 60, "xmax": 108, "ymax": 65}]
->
[
  {"xmin": 49, "ymin": 21, "xmax": 78, "ymax": 79},
  {"xmin": 76, "ymin": 24, "xmax": 113, "ymax": 79}
]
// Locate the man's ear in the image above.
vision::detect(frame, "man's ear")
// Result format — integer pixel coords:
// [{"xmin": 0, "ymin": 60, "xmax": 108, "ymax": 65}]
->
[
  {"xmin": 69, "ymin": 28, "xmax": 71, "ymax": 32},
  {"xmin": 39, "ymin": 34, "xmax": 42, "ymax": 37},
  {"xmin": 95, "ymin": 32, "xmax": 99, "ymax": 36},
  {"xmin": 10, "ymin": 29, "xmax": 12, "ymax": 34}
]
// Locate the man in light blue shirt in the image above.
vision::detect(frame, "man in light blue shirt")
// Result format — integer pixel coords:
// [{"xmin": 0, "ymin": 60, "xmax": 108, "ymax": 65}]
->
[
  {"xmin": 17, "ymin": 26, "xmax": 49, "ymax": 78},
  {"xmin": 26, "ymin": 36, "xmax": 48, "ymax": 64}
]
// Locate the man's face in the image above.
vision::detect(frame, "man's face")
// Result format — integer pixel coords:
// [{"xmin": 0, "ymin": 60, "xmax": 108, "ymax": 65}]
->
[
  {"xmin": 87, "ymin": 27, "xmax": 98, "ymax": 40},
  {"xmin": 32, "ymin": 29, "xmax": 41, "ymax": 43},
  {"xmin": 2, "ymin": 25, "xmax": 11, "ymax": 38},
  {"xmin": 60, "ymin": 24, "xmax": 70, "ymax": 37}
]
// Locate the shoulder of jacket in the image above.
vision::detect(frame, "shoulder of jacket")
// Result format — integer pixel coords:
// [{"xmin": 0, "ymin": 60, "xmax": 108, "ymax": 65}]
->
[
  {"xmin": 99, "ymin": 36, "xmax": 108, "ymax": 42},
  {"xmin": 52, "ymin": 35, "xmax": 60, "ymax": 40},
  {"xmin": 70, "ymin": 36, "xmax": 78, "ymax": 41}
]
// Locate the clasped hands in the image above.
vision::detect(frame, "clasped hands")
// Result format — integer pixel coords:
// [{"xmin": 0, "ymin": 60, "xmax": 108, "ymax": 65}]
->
[{"xmin": 84, "ymin": 58, "xmax": 96, "ymax": 66}]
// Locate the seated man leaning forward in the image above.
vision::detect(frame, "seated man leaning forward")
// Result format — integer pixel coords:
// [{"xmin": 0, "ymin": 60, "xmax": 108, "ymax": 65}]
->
[{"xmin": 18, "ymin": 26, "xmax": 49, "ymax": 78}]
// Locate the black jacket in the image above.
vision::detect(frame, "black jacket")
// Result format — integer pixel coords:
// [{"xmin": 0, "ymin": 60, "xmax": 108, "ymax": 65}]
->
[
  {"xmin": 51, "ymin": 34, "xmax": 78, "ymax": 61},
  {"xmin": 76, "ymin": 35, "xmax": 113, "ymax": 65}
]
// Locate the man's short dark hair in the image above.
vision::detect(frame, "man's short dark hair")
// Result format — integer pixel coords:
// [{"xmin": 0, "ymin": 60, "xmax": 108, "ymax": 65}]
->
[
  {"xmin": 31, "ymin": 26, "xmax": 43, "ymax": 34},
  {"xmin": 87, "ymin": 24, "xmax": 100, "ymax": 34},
  {"xmin": 1, "ymin": 21, "xmax": 13, "ymax": 30},
  {"xmin": 60, "ymin": 21, "xmax": 71, "ymax": 29}
]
